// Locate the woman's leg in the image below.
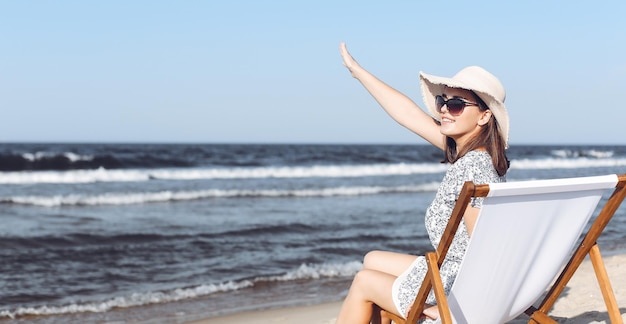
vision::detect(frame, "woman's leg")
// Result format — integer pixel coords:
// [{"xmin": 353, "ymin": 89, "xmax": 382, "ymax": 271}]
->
[
  {"xmin": 336, "ymin": 268, "xmax": 399, "ymax": 324},
  {"xmin": 336, "ymin": 251, "xmax": 420, "ymax": 323},
  {"xmin": 363, "ymin": 250, "xmax": 418, "ymax": 276}
]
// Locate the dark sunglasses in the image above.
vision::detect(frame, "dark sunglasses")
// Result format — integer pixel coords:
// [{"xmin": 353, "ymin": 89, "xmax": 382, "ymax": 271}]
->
[{"xmin": 435, "ymin": 95, "xmax": 479, "ymax": 116}]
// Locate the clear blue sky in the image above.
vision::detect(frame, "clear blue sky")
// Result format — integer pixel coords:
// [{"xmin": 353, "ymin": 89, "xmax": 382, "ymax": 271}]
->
[{"xmin": 1, "ymin": 1, "xmax": 624, "ymax": 144}]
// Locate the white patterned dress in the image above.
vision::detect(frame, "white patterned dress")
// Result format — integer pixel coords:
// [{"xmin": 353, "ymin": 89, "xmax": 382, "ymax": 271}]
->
[{"xmin": 391, "ymin": 150, "xmax": 505, "ymax": 322}]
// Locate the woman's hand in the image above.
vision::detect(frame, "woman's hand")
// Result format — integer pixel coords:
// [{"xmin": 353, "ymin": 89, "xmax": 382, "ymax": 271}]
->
[
  {"xmin": 339, "ymin": 42, "xmax": 361, "ymax": 78},
  {"xmin": 422, "ymin": 304, "xmax": 440, "ymax": 320}
]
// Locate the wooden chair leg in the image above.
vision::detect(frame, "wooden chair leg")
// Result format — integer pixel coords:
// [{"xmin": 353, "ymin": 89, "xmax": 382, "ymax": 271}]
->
[
  {"xmin": 426, "ymin": 252, "xmax": 453, "ymax": 324},
  {"xmin": 373, "ymin": 303, "xmax": 402, "ymax": 324},
  {"xmin": 527, "ymin": 310, "xmax": 558, "ymax": 324},
  {"xmin": 371, "ymin": 304, "xmax": 382, "ymax": 324},
  {"xmin": 589, "ymin": 244, "xmax": 623, "ymax": 324},
  {"xmin": 372, "ymin": 304, "xmax": 394, "ymax": 324}
]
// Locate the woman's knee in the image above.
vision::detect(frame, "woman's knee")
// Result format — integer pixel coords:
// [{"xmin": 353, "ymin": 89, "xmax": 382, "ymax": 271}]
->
[
  {"xmin": 348, "ymin": 269, "xmax": 370, "ymax": 296},
  {"xmin": 363, "ymin": 250, "xmax": 417, "ymax": 276},
  {"xmin": 351, "ymin": 269, "xmax": 382, "ymax": 294},
  {"xmin": 363, "ymin": 250, "xmax": 385, "ymax": 269},
  {"xmin": 349, "ymin": 269, "xmax": 397, "ymax": 310}
]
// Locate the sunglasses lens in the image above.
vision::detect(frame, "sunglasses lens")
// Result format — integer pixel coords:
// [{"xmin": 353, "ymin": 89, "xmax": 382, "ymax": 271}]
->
[
  {"xmin": 435, "ymin": 95, "xmax": 445, "ymax": 112},
  {"xmin": 435, "ymin": 96, "xmax": 465, "ymax": 115},
  {"xmin": 446, "ymin": 99, "xmax": 465, "ymax": 115}
]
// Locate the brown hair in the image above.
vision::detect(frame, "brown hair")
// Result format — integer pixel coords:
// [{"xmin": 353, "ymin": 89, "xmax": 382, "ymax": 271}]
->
[{"xmin": 442, "ymin": 91, "xmax": 510, "ymax": 176}]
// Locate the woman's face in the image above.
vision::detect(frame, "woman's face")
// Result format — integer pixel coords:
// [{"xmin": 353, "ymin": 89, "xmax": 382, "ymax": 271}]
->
[{"xmin": 438, "ymin": 87, "xmax": 492, "ymax": 148}]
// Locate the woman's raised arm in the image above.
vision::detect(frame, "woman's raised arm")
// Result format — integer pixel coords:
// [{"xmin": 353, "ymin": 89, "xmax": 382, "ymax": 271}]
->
[{"xmin": 340, "ymin": 42, "xmax": 445, "ymax": 150}]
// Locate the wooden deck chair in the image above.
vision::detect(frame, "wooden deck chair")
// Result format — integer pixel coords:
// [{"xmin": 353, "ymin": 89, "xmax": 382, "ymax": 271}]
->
[{"xmin": 375, "ymin": 173, "xmax": 626, "ymax": 324}]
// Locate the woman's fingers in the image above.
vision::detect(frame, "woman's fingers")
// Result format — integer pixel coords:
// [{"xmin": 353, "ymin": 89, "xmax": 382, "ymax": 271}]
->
[{"xmin": 339, "ymin": 42, "xmax": 359, "ymax": 77}]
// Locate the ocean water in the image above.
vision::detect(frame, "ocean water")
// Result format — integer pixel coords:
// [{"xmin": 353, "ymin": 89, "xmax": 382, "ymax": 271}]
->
[{"xmin": 1, "ymin": 143, "xmax": 625, "ymax": 323}]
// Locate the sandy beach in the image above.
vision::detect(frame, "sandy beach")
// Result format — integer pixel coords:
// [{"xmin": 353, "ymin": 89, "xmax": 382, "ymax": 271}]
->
[{"xmin": 192, "ymin": 252, "xmax": 626, "ymax": 324}]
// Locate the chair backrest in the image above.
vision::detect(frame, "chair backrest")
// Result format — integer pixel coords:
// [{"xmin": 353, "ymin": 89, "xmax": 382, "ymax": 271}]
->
[{"xmin": 447, "ymin": 174, "xmax": 619, "ymax": 323}]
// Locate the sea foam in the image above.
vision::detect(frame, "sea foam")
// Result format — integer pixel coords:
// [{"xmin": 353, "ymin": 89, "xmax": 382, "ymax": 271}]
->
[
  {"xmin": 0, "ymin": 163, "xmax": 447, "ymax": 184},
  {"xmin": 2, "ymin": 156, "xmax": 625, "ymax": 185},
  {"xmin": 1, "ymin": 183, "xmax": 440, "ymax": 206}
]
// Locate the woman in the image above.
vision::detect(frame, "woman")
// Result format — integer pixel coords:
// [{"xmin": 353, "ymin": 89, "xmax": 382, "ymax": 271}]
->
[{"xmin": 336, "ymin": 42, "xmax": 510, "ymax": 323}]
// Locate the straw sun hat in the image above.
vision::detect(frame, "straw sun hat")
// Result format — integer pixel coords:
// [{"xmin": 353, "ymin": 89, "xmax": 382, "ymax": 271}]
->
[{"xmin": 419, "ymin": 66, "xmax": 509, "ymax": 148}]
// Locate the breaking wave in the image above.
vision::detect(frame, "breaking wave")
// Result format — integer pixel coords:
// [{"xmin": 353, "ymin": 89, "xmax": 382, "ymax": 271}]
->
[
  {"xmin": 0, "ymin": 183, "xmax": 440, "ymax": 206},
  {"xmin": 1, "ymin": 156, "xmax": 625, "ymax": 185}
]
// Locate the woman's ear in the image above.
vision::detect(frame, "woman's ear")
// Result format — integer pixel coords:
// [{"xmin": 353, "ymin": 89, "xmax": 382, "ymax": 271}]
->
[{"xmin": 477, "ymin": 110, "xmax": 492, "ymax": 126}]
